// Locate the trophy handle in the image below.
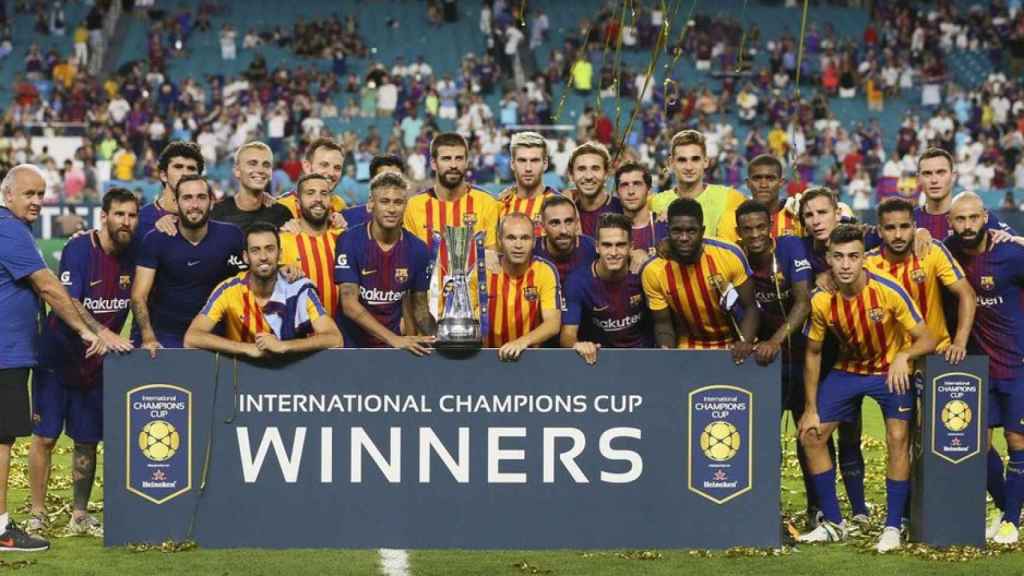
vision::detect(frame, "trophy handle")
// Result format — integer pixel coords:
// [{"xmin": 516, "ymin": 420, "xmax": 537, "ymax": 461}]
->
[{"xmin": 475, "ymin": 231, "xmax": 489, "ymax": 344}]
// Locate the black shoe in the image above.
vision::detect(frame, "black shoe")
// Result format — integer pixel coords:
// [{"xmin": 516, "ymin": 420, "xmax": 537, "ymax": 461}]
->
[{"xmin": 0, "ymin": 522, "xmax": 50, "ymax": 552}]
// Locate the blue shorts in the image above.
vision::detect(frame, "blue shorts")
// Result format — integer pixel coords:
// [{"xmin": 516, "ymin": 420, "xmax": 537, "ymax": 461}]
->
[
  {"xmin": 989, "ymin": 377, "xmax": 1024, "ymax": 434},
  {"xmin": 31, "ymin": 368, "xmax": 103, "ymax": 444},
  {"xmin": 818, "ymin": 370, "xmax": 912, "ymax": 423}
]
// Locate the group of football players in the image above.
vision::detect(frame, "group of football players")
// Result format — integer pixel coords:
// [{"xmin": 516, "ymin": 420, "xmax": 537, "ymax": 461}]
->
[{"xmin": 0, "ymin": 128, "xmax": 1021, "ymax": 554}]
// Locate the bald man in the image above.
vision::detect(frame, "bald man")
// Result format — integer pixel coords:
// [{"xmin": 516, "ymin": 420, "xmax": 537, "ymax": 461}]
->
[{"xmin": 0, "ymin": 165, "xmax": 129, "ymax": 552}]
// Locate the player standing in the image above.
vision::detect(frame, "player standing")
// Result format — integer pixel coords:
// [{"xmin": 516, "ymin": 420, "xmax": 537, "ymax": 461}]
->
[
  {"xmin": 131, "ymin": 175, "xmax": 246, "ymax": 352},
  {"xmin": 561, "ymin": 213, "xmax": 652, "ymax": 365},
  {"xmin": 486, "ymin": 213, "xmax": 562, "ymax": 360},
  {"xmin": 533, "ymin": 195, "xmax": 596, "ymax": 282},
  {"xmin": 212, "ymin": 142, "xmax": 291, "ymax": 230},
  {"xmin": 615, "ymin": 161, "xmax": 666, "ymax": 266},
  {"xmin": 276, "ymin": 137, "xmax": 349, "ymax": 225},
  {"xmin": 340, "ymin": 155, "xmax": 407, "ymax": 230},
  {"xmin": 27, "ymin": 189, "xmax": 139, "ymax": 537},
  {"xmin": 566, "ymin": 141, "xmax": 623, "ymax": 238},
  {"xmin": 945, "ymin": 192, "xmax": 1024, "ymax": 544},
  {"xmin": 650, "ymin": 130, "xmax": 746, "ymax": 244},
  {"xmin": 798, "ymin": 224, "xmax": 936, "ymax": 552},
  {"xmin": 498, "ymin": 131, "xmax": 559, "ymax": 235},
  {"xmin": 336, "ymin": 172, "xmax": 435, "ymax": 355},
  {"xmin": 745, "ymin": 154, "xmax": 803, "ymax": 238},
  {"xmin": 136, "ymin": 141, "xmax": 204, "ymax": 240},
  {"xmin": 915, "ymin": 148, "xmax": 1012, "ymax": 239},
  {"xmin": 641, "ymin": 198, "xmax": 758, "ymax": 361},
  {"xmin": 185, "ymin": 222, "xmax": 341, "ymax": 355},
  {"xmin": 277, "ymin": 174, "xmax": 343, "ymax": 319}
]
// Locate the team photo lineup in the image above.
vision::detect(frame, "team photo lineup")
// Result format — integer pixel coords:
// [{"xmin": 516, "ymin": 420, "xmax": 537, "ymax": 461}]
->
[{"xmin": 2, "ymin": 0, "xmax": 1024, "ymax": 568}]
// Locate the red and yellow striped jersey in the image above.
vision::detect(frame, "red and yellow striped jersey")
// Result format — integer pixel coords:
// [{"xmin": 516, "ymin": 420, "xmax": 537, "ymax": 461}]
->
[
  {"xmin": 865, "ymin": 240, "xmax": 964, "ymax": 350},
  {"xmin": 404, "ymin": 187, "xmax": 499, "ymax": 249},
  {"xmin": 771, "ymin": 208, "xmax": 803, "ymax": 239},
  {"xmin": 805, "ymin": 270, "xmax": 923, "ymax": 375},
  {"xmin": 276, "ymin": 191, "xmax": 348, "ymax": 220},
  {"xmin": 279, "ymin": 230, "xmax": 341, "ymax": 318},
  {"xmin": 640, "ymin": 238, "xmax": 752, "ymax": 349},
  {"xmin": 199, "ymin": 271, "xmax": 328, "ymax": 343},
  {"xmin": 485, "ymin": 258, "xmax": 561, "ymax": 347},
  {"xmin": 497, "ymin": 186, "xmax": 559, "ymax": 237}
]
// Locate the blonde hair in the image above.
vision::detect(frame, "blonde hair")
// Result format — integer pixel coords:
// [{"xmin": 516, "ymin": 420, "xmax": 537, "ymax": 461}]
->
[
  {"xmin": 670, "ymin": 129, "xmax": 706, "ymax": 157},
  {"xmin": 233, "ymin": 141, "xmax": 274, "ymax": 166},
  {"xmin": 509, "ymin": 131, "xmax": 548, "ymax": 160}
]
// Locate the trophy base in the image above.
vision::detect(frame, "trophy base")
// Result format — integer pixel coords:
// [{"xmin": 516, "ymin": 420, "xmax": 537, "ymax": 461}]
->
[{"xmin": 436, "ymin": 318, "xmax": 482, "ymax": 354}]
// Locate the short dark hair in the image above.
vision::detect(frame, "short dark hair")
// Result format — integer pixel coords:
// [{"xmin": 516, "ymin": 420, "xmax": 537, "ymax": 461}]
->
[
  {"xmin": 304, "ymin": 137, "xmax": 344, "ymax": 162},
  {"xmin": 158, "ymin": 141, "xmax": 205, "ymax": 175},
  {"xmin": 735, "ymin": 199, "xmax": 771, "ymax": 224},
  {"xmin": 917, "ymin": 147, "xmax": 955, "ymax": 171},
  {"xmin": 245, "ymin": 220, "xmax": 280, "ymax": 249},
  {"xmin": 370, "ymin": 154, "xmax": 406, "ymax": 178},
  {"xmin": 828, "ymin": 223, "xmax": 865, "ymax": 247},
  {"xmin": 876, "ymin": 197, "xmax": 916, "ymax": 221},
  {"xmin": 296, "ymin": 173, "xmax": 331, "ymax": 194},
  {"xmin": 596, "ymin": 212, "xmax": 632, "ymax": 240},
  {"xmin": 614, "ymin": 161, "xmax": 652, "ymax": 190},
  {"xmin": 798, "ymin": 186, "xmax": 838, "ymax": 225},
  {"xmin": 101, "ymin": 187, "xmax": 139, "ymax": 212},
  {"xmin": 667, "ymin": 198, "xmax": 703, "ymax": 224},
  {"xmin": 747, "ymin": 154, "xmax": 784, "ymax": 179},
  {"xmin": 430, "ymin": 132, "xmax": 468, "ymax": 159},
  {"xmin": 540, "ymin": 194, "xmax": 577, "ymax": 219},
  {"xmin": 173, "ymin": 174, "xmax": 211, "ymax": 199}
]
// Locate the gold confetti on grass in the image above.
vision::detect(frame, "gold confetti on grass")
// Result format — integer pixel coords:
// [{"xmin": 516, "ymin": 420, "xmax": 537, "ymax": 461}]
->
[
  {"xmin": 0, "ymin": 560, "xmax": 37, "ymax": 571},
  {"xmin": 509, "ymin": 561, "xmax": 553, "ymax": 574},
  {"xmin": 126, "ymin": 540, "xmax": 197, "ymax": 553}
]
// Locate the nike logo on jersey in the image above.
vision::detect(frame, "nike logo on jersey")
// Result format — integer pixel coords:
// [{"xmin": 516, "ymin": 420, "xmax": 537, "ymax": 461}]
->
[
  {"xmin": 187, "ymin": 260, "xmax": 201, "ymax": 266},
  {"xmin": 89, "ymin": 280, "xmax": 103, "ymax": 287},
  {"xmin": 361, "ymin": 268, "xmax": 377, "ymax": 276},
  {"xmin": 898, "ymin": 406, "xmax": 912, "ymax": 413},
  {"xmin": 592, "ymin": 305, "xmax": 609, "ymax": 312}
]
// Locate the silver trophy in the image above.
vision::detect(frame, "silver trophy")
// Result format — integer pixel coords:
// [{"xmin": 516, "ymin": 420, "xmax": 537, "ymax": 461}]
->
[{"xmin": 435, "ymin": 225, "xmax": 485, "ymax": 351}]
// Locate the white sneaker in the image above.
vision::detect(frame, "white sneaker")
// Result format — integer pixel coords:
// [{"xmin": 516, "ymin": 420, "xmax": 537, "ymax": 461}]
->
[
  {"xmin": 798, "ymin": 520, "xmax": 847, "ymax": 543},
  {"xmin": 23, "ymin": 514, "xmax": 46, "ymax": 536},
  {"xmin": 992, "ymin": 521, "xmax": 1019, "ymax": 545},
  {"xmin": 876, "ymin": 526, "xmax": 902, "ymax": 553},
  {"xmin": 986, "ymin": 512, "xmax": 1004, "ymax": 540},
  {"xmin": 849, "ymin": 513, "xmax": 871, "ymax": 534},
  {"xmin": 66, "ymin": 515, "xmax": 103, "ymax": 538}
]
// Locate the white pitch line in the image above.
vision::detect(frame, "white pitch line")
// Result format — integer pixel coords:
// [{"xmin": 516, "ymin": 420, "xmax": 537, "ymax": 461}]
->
[{"xmin": 379, "ymin": 548, "xmax": 411, "ymax": 576}]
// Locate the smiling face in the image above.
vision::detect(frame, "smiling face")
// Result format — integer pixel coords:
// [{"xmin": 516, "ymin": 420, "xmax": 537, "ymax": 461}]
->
[
  {"xmin": 234, "ymin": 146, "xmax": 273, "ymax": 193},
  {"xmin": 370, "ymin": 186, "xmax": 407, "ymax": 231},
  {"xmin": 541, "ymin": 202, "xmax": 578, "ymax": 255},
  {"xmin": 3, "ymin": 168, "xmax": 46, "ymax": 223},
  {"xmin": 302, "ymin": 146, "xmax": 344, "ymax": 192},
  {"xmin": 175, "ymin": 180, "xmax": 212, "ymax": 230},
  {"xmin": 298, "ymin": 177, "xmax": 332, "ymax": 228},
  {"xmin": 570, "ymin": 153, "xmax": 607, "ymax": 199},
  {"xmin": 736, "ymin": 210, "xmax": 771, "ymax": 257},
  {"xmin": 244, "ymin": 231, "xmax": 280, "ymax": 280}
]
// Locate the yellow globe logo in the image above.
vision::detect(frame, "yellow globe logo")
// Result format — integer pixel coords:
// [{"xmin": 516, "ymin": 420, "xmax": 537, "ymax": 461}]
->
[
  {"xmin": 941, "ymin": 400, "xmax": 972, "ymax": 432},
  {"xmin": 700, "ymin": 421, "xmax": 741, "ymax": 462},
  {"xmin": 139, "ymin": 420, "xmax": 180, "ymax": 462}
]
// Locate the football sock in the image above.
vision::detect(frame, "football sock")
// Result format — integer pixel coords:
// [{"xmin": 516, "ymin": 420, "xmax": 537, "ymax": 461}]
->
[
  {"xmin": 839, "ymin": 454, "xmax": 868, "ymax": 516},
  {"xmin": 1003, "ymin": 450, "xmax": 1024, "ymax": 527},
  {"xmin": 988, "ymin": 448, "xmax": 1006, "ymax": 511},
  {"xmin": 796, "ymin": 441, "xmax": 817, "ymax": 510},
  {"xmin": 885, "ymin": 478, "xmax": 910, "ymax": 529},
  {"xmin": 811, "ymin": 469, "xmax": 842, "ymax": 525}
]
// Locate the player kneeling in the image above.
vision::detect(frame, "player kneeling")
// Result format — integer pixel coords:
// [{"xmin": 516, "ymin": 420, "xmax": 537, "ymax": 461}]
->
[
  {"xmin": 797, "ymin": 224, "xmax": 936, "ymax": 552},
  {"xmin": 185, "ymin": 222, "xmax": 342, "ymax": 356}
]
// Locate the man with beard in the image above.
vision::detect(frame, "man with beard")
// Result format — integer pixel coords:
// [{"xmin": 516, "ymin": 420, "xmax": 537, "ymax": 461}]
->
[
  {"xmin": 276, "ymin": 138, "xmax": 349, "ymax": 226},
  {"xmin": 185, "ymin": 222, "xmax": 341, "ymax": 355},
  {"xmin": 137, "ymin": 141, "xmax": 204, "ymax": 240},
  {"xmin": 336, "ymin": 172, "xmax": 434, "ymax": 355},
  {"xmin": 916, "ymin": 148, "xmax": 1012, "ymax": 239},
  {"xmin": 641, "ymin": 198, "xmax": 758, "ymax": 362},
  {"xmin": 734, "ymin": 199, "xmax": 814, "ymax": 523},
  {"xmin": 404, "ymin": 132, "xmax": 499, "ymax": 316},
  {"xmin": 533, "ymin": 195, "xmax": 596, "ymax": 282},
  {"xmin": 211, "ymin": 142, "xmax": 291, "ymax": 230},
  {"xmin": 946, "ymin": 192, "xmax": 1024, "ymax": 544},
  {"xmin": 745, "ymin": 154, "xmax": 803, "ymax": 238},
  {"xmin": 27, "ymin": 188, "xmax": 138, "ymax": 538},
  {"xmin": 278, "ymin": 174, "xmax": 343, "ymax": 319},
  {"xmin": 615, "ymin": 161, "xmax": 665, "ymax": 267},
  {"xmin": 132, "ymin": 175, "xmax": 246, "ymax": 352},
  {"xmin": 498, "ymin": 131, "xmax": 559, "ymax": 236},
  {"xmin": 486, "ymin": 212, "xmax": 562, "ymax": 361},
  {"xmin": 0, "ymin": 165, "xmax": 116, "ymax": 553},
  {"xmin": 650, "ymin": 130, "xmax": 745, "ymax": 244},
  {"xmin": 566, "ymin": 141, "xmax": 622, "ymax": 238},
  {"xmin": 561, "ymin": 213, "xmax": 652, "ymax": 365},
  {"xmin": 798, "ymin": 224, "xmax": 936, "ymax": 552}
]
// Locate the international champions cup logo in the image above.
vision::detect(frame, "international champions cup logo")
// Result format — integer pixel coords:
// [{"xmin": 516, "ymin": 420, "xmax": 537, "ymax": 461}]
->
[
  {"xmin": 688, "ymin": 385, "xmax": 753, "ymax": 504},
  {"xmin": 931, "ymin": 372, "xmax": 982, "ymax": 464},
  {"xmin": 126, "ymin": 385, "xmax": 192, "ymax": 504}
]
